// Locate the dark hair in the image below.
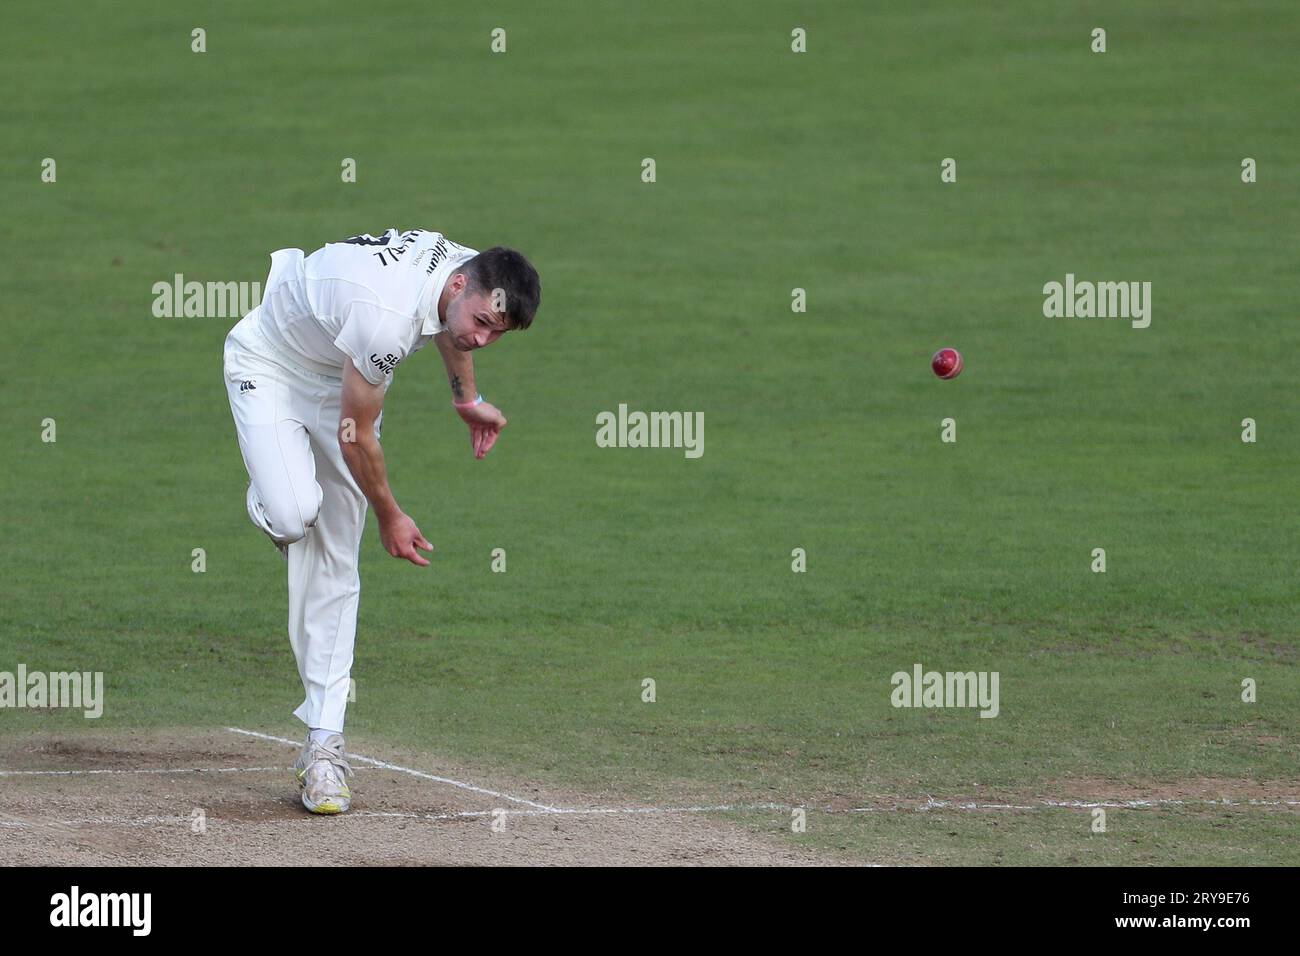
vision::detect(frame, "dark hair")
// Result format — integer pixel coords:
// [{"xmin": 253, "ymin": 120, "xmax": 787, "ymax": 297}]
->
[{"xmin": 459, "ymin": 247, "xmax": 541, "ymax": 330}]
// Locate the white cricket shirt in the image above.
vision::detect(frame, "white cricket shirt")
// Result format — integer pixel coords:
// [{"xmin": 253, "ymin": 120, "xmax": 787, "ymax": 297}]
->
[{"xmin": 256, "ymin": 228, "xmax": 478, "ymax": 385}]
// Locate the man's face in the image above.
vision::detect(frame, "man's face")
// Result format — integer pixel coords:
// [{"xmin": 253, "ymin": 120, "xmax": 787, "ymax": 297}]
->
[{"xmin": 444, "ymin": 275, "xmax": 509, "ymax": 352}]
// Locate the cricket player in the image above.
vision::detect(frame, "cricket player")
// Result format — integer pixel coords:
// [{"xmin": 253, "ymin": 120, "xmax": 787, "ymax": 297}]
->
[{"xmin": 222, "ymin": 228, "xmax": 540, "ymax": 813}]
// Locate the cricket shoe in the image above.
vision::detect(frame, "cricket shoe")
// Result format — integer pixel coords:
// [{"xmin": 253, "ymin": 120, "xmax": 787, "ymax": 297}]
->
[
  {"xmin": 294, "ymin": 734, "xmax": 353, "ymax": 814},
  {"xmin": 246, "ymin": 482, "xmax": 290, "ymax": 561}
]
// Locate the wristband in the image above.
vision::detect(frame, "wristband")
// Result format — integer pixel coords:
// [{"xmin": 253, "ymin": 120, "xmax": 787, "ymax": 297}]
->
[{"xmin": 453, "ymin": 393, "xmax": 484, "ymax": 409}]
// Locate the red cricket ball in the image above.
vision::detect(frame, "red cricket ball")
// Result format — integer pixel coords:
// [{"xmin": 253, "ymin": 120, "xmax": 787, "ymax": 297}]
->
[{"xmin": 931, "ymin": 347, "xmax": 963, "ymax": 380}]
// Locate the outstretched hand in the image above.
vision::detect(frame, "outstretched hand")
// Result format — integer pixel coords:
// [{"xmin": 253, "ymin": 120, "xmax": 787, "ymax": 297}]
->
[
  {"xmin": 379, "ymin": 512, "xmax": 433, "ymax": 566},
  {"xmin": 455, "ymin": 401, "xmax": 507, "ymax": 459}
]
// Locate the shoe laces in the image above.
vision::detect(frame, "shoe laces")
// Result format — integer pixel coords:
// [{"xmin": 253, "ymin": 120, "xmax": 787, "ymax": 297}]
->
[{"xmin": 305, "ymin": 740, "xmax": 353, "ymax": 779}]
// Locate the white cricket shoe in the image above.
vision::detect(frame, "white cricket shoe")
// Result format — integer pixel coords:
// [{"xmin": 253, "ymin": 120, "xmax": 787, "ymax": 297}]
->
[
  {"xmin": 246, "ymin": 482, "xmax": 290, "ymax": 561},
  {"xmin": 294, "ymin": 734, "xmax": 353, "ymax": 815}
]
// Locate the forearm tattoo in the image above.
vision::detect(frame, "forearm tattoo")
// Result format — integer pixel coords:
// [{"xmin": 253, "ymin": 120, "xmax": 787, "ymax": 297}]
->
[{"xmin": 450, "ymin": 373, "xmax": 465, "ymax": 401}]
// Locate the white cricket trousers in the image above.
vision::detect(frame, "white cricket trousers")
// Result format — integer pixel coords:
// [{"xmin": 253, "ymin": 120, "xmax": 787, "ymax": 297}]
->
[{"xmin": 222, "ymin": 307, "xmax": 373, "ymax": 733}]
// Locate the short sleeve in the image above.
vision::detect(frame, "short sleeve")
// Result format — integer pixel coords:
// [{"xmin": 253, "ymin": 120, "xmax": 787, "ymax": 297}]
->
[{"xmin": 333, "ymin": 299, "xmax": 413, "ymax": 385}]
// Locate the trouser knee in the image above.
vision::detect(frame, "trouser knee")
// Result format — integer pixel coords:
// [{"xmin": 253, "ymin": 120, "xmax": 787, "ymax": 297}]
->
[{"xmin": 260, "ymin": 483, "xmax": 323, "ymax": 543}]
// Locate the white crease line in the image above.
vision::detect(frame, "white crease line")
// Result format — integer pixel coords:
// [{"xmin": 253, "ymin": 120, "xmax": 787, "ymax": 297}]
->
[
  {"xmin": 516, "ymin": 803, "xmax": 790, "ymax": 816},
  {"xmin": 912, "ymin": 797, "xmax": 1300, "ymax": 811},
  {"xmin": 226, "ymin": 727, "xmax": 557, "ymax": 812},
  {"xmin": 0, "ymin": 767, "xmax": 289, "ymax": 777},
  {"xmin": 2, "ymin": 797, "xmax": 1298, "ymax": 831},
  {"xmin": 0, "ymin": 806, "xmax": 789, "ymax": 830},
  {"xmin": 5, "ymin": 727, "xmax": 1296, "ymax": 825},
  {"xmin": 356, "ymin": 803, "xmax": 789, "ymax": 821},
  {"xmin": 0, "ymin": 814, "xmax": 193, "ymax": 829}
]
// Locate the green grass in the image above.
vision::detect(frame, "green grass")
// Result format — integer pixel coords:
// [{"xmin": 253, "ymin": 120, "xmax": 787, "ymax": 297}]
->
[
  {"xmin": 729, "ymin": 806, "xmax": 1300, "ymax": 866},
  {"xmin": 1, "ymin": 0, "xmax": 1297, "ymax": 864}
]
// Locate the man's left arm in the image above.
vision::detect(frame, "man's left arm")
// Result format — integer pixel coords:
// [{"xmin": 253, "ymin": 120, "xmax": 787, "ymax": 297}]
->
[{"xmin": 435, "ymin": 332, "xmax": 507, "ymax": 459}]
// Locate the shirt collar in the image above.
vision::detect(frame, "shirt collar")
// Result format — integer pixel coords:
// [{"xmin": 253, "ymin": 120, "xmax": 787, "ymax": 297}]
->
[{"xmin": 419, "ymin": 250, "xmax": 476, "ymax": 336}]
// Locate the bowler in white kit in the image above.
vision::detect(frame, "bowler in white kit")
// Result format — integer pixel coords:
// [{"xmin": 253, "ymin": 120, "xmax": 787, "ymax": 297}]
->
[{"xmin": 222, "ymin": 228, "xmax": 541, "ymax": 813}]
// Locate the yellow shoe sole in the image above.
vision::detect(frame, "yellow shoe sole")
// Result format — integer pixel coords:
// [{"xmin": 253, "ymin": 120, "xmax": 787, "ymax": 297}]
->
[{"xmin": 296, "ymin": 763, "xmax": 351, "ymax": 813}]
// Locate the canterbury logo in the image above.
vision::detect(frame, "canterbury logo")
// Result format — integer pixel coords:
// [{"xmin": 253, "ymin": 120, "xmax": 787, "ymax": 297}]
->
[{"xmin": 239, "ymin": 380, "xmax": 256, "ymax": 392}]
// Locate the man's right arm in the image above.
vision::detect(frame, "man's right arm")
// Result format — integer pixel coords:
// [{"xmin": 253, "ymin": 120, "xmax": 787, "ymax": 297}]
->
[{"xmin": 338, "ymin": 361, "xmax": 432, "ymax": 566}]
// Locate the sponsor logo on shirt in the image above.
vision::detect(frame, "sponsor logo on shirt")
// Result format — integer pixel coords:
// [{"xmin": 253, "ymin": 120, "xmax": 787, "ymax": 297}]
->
[
  {"xmin": 370, "ymin": 352, "xmax": 401, "ymax": 375},
  {"xmin": 339, "ymin": 229, "xmax": 468, "ymax": 277},
  {"xmin": 239, "ymin": 380, "xmax": 257, "ymax": 392},
  {"xmin": 423, "ymin": 236, "xmax": 450, "ymax": 276},
  {"xmin": 375, "ymin": 230, "xmax": 423, "ymax": 267}
]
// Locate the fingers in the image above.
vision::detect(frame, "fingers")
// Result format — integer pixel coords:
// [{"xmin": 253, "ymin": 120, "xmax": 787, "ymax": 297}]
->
[
  {"xmin": 409, "ymin": 528, "xmax": 433, "ymax": 565},
  {"xmin": 468, "ymin": 424, "xmax": 501, "ymax": 459},
  {"xmin": 465, "ymin": 411, "xmax": 506, "ymax": 459},
  {"xmin": 388, "ymin": 533, "xmax": 433, "ymax": 566},
  {"xmin": 401, "ymin": 540, "xmax": 430, "ymax": 566}
]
